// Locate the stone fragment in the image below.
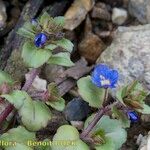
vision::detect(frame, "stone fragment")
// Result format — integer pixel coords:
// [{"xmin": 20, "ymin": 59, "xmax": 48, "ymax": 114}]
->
[
  {"xmin": 112, "ymin": 8, "xmax": 128, "ymax": 25},
  {"xmin": 91, "ymin": 2, "xmax": 111, "ymax": 21},
  {"xmin": 64, "ymin": 0, "xmax": 95, "ymax": 30},
  {"xmin": 78, "ymin": 16, "xmax": 106, "ymax": 64}
]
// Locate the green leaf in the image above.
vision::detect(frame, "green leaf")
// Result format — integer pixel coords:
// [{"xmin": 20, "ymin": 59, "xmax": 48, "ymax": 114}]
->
[
  {"xmin": 84, "ymin": 115, "xmax": 127, "ymax": 150},
  {"xmin": 51, "ymin": 125, "xmax": 89, "ymax": 150},
  {"xmin": 54, "ymin": 16, "xmax": 65, "ymax": 27},
  {"xmin": 0, "ymin": 71, "xmax": 14, "ymax": 85},
  {"xmin": 17, "ymin": 28, "xmax": 35, "ymax": 39},
  {"xmin": 112, "ymin": 106, "xmax": 130, "ymax": 128},
  {"xmin": 2, "ymin": 90, "xmax": 52, "ymax": 131},
  {"xmin": 0, "ymin": 126, "xmax": 35, "ymax": 150},
  {"xmin": 39, "ymin": 12, "xmax": 50, "ymax": 29},
  {"xmin": 46, "ymin": 83, "xmax": 65, "ymax": 111},
  {"xmin": 47, "ymin": 52, "xmax": 74, "ymax": 67},
  {"xmin": 45, "ymin": 44, "xmax": 57, "ymax": 51},
  {"xmin": 116, "ymin": 86, "xmax": 127, "ymax": 105},
  {"xmin": 22, "ymin": 41, "xmax": 52, "ymax": 68},
  {"xmin": 17, "ymin": 22, "xmax": 36, "ymax": 39},
  {"xmin": 136, "ymin": 104, "xmax": 150, "ymax": 114},
  {"xmin": 46, "ymin": 97, "xmax": 65, "ymax": 111},
  {"xmin": 77, "ymin": 76, "xmax": 105, "ymax": 108},
  {"xmin": 54, "ymin": 38, "xmax": 73, "ymax": 53}
]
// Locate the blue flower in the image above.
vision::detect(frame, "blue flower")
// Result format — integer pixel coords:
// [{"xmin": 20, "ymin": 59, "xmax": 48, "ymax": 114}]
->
[
  {"xmin": 34, "ymin": 33, "xmax": 47, "ymax": 47},
  {"xmin": 91, "ymin": 64, "xmax": 119, "ymax": 88},
  {"xmin": 127, "ymin": 111, "xmax": 138, "ymax": 122}
]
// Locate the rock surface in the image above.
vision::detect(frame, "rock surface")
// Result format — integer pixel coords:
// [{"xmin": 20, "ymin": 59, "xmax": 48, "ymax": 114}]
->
[
  {"xmin": 136, "ymin": 132, "xmax": 150, "ymax": 150},
  {"xmin": 128, "ymin": 0, "xmax": 150, "ymax": 24},
  {"xmin": 97, "ymin": 24, "xmax": 150, "ymax": 94},
  {"xmin": 64, "ymin": 97, "xmax": 91, "ymax": 121}
]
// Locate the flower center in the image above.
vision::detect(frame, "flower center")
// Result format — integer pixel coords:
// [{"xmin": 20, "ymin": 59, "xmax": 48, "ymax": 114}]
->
[{"xmin": 99, "ymin": 75, "xmax": 110, "ymax": 86}]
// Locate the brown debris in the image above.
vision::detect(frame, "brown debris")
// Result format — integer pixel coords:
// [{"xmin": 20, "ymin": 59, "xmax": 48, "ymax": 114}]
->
[
  {"xmin": 91, "ymin": 2, "xmax": 111, "ymax": 21},
  {"xmin": 78, "ymin": 16, "xmax": 106, "ymax": 64}
]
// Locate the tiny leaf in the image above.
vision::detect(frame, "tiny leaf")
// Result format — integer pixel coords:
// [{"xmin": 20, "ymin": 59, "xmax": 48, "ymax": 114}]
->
[
  {"xmin": 45, "ymin": 44, "xmax": 57, "ymax": 51},
  {"xmin": 54, "ymin": 16, "xmax": 65, "ymax": 27},
  {"xmin": 54, "ymin": 38, "xmax": 73, "ymax": 53},
  {"xmin": 47, "ymin": 52, "xmax": 74, "ymax": 67},
  {"xmin": 39, "ymin": 12, "xmax": 50, "ymax": 29},
  {"xmin": 46, "ymin": 97, "xmax": 65, "ymax": 111}
]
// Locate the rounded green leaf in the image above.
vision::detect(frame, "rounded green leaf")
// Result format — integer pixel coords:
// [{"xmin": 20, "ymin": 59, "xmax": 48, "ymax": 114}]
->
[
  {"xmin": 77, "ymin": 76, "xmax": 105, "ymax": 108},
  {"xmin": 47, "ymin": 52, "xmax": 74, "ymax": 67},
  {"xmin": 22, "ymin": 41, "xmax": 52, "ymax": 68},
  {"xmin": 46, "ymin": 98, "xmax": 65, "ymax": 111},
  {"xmin": 54, "ymin": 16, "xmax": 65, "ymax": 27},
  {"xmin": 19, "ymin": 100, "xmax": 52, "ymax": 131},
  {"xmin": 52, "ymin": 125, "xmax": 89, "ymax": 150},
  {"xmin": 54, "ymin": 38, "xmax": 74, "ymax": 53},
  {"xmin": 0, "ymin": 126, "xmax": 35, "ymax": 150}
]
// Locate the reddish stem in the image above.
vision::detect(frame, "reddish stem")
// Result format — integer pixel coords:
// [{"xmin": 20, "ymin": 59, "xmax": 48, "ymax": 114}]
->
[
  {"xmin": 0, "ymin": 104, "xmax": 14, "ymax": 125},
  {"xmin": 80, "ymin": 88, "xmax": 124, "ymax": 142}
]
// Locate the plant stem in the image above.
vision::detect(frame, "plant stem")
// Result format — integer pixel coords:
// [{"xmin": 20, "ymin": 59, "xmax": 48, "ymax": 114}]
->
[
  {"xmin": 22, "ymin": 68, "xmax": 40, "ymax": 91},
  {"xmin": 80, "ymin": 89, "xmax": 109, "ymax": 138},
  {"xmin": 80, "ymin": 101, "xmax": 120, "ymax": 141},
  {"xmin": 0, "ymin": 104, "xmax": 14, "ymax": 126}
]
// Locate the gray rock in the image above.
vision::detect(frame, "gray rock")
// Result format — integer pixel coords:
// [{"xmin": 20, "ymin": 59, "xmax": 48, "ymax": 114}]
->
[
  {"xmin": 128, "ymin": 0, "xmax": 150, "ymax": 24},
  {"xmin": 42, "ymin": 64, "xmax": 65, "ymax": 83},
  {"xmin": 97, "ymin": 24, "xmax": 150, "ymax": 94},
  {"xmin": 64, "ymin": 97, "xmax": 91, "ymax": 121}
]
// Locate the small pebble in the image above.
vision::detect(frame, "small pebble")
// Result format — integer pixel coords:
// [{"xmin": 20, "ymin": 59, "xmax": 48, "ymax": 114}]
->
[
  {"xmin": 112, "ymin": 8, "xmax": 128, "ymax": 25},
  {"xmin": 70, "ymin": 121, "xmax": 84, "ymax": 130},
  {"xmin": 64, "ymin": 97, "xmax": 90, "ymax": 121}
]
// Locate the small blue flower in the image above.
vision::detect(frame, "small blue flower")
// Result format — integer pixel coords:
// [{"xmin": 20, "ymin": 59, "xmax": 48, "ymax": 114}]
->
[
  {"xmin": 34, "ymin": 33, "xmax": 47, "ymax": 47},
  {"xmin": 91, "ymin": 64, "xmax": 119, "ymax": 88},
  {"xmin": 127, "ymin": 111, "xmax": 138, "ymax": 122}
]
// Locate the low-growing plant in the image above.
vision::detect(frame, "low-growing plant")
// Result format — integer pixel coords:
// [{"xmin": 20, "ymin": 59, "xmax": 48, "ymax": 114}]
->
[{"xmin": 0, "ymin": 12, "xmax": 150, "ymax": 150}]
